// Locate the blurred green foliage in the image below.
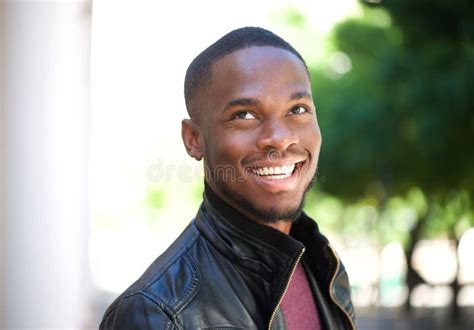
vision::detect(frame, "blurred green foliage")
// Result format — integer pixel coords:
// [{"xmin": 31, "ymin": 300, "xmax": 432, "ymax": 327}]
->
[
  {"xmin": 302, "ymin": 0, "xmax": 474, "ymax": 318},
  {"xmin": 313, "ymin": 5, "xmax": 474, "ymax": 199},
  {"xmin": 146, "ymin": 185, "xmax": 167, "ymax": 210}
]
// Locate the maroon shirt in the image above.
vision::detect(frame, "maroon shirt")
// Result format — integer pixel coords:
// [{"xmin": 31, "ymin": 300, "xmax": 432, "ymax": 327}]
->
[{"xmin": 280, "ymin": 263, "xmax": 322, "ymax": 330}]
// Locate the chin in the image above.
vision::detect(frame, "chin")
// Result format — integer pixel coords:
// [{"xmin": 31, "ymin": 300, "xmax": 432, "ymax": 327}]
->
[
  {"xmin": 254, "ymin": 205, "xmax": 304, "ymax": 224},
  {"xmin": 235, "ymin": 194, "xmax": 305, "ymax": 224}
]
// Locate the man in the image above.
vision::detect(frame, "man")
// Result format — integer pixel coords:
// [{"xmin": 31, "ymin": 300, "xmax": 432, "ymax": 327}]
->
[{"xmin": 100, "ymin": 27, "xmax": 356, "ymax": 330}]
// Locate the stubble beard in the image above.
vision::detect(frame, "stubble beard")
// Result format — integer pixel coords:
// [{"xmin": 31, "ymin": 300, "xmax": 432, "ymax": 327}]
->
[{"xmin": 215, "ymin": 170, "xmax": 317, "ymax": 224}]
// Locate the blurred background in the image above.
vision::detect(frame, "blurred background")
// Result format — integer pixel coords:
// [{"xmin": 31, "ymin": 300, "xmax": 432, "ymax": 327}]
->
[{"xmin": 1, "ymin": 0, "xmax": 473, "ymax": 329}]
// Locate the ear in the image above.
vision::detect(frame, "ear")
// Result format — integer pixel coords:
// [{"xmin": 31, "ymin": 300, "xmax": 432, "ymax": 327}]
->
[{"xmin": 181, "ymin": 119, "xmax": 204, "ymax": 161}]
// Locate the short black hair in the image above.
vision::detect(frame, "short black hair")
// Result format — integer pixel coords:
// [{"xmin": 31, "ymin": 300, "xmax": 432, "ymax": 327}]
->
[{"xmin": 184, "ymin": 26, "xmax": 308, "ymax": 120}]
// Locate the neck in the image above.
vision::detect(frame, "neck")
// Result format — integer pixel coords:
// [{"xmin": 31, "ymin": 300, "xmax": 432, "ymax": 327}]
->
[{"xmin": 265, "ymin": 221, "xmax": 292, "ymax": 235}]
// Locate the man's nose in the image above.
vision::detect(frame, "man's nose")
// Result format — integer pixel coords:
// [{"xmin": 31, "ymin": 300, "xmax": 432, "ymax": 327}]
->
[{"xmin": 256, "ymin": 119, "xmax": 298, "ymax": 151}]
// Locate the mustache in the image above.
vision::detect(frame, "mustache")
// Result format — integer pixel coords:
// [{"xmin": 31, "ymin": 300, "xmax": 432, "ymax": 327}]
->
[{"xmin": 241, "ymin": 148, "xmax": 308, "ymax": 167}]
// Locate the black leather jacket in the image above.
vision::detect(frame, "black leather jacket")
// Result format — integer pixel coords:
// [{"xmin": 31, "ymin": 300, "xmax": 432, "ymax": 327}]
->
[{"xmin": 100, "ymin": 189, "xmax": 357, "ymax": 329}]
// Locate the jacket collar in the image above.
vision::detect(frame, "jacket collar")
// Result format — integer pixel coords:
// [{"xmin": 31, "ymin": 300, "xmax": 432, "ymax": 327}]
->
[
  {"xmin": 204, "ymin": 183, "xmax": 303, "ymax": 254},
  {"xmin": 195, "ymin": 183, "xmax": 331, "ymax": 282},
  {"xmin": 195, "ymin": 183, "xmax": 356, "ymax": 329}
]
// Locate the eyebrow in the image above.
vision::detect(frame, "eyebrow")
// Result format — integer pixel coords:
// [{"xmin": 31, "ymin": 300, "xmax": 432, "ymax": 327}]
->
[
  {"xmin": 224, "ymin": 98, "xmax": 261, "ymax": 111},
  {"xmin": 223, "ymin": 91, "xmax": 313, "ymax": 111},
  {"xmin": 290, "ymin": 91, "xmax": 312, "ymax": 101}
]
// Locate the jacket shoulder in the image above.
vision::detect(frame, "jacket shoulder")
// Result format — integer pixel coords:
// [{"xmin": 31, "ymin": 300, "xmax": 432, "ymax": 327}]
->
[
  {"xmin": 100, "ymin": 221, "xmax": 202, "ymax": 329},
  {"xmin": 100, "ymin": 292, "xmax": 176, "ymax": 330}
]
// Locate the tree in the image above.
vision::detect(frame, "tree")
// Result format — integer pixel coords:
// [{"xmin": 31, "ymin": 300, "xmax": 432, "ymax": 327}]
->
[{"xmin": 310, "ymin": 0, "xmax": 474, "ymax": 321}]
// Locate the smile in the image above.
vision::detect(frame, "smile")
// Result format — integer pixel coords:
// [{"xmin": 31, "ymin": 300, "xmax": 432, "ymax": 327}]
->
[{"xmin": 250, "ymin": 162, "xmax": 301, "ymax": 180}]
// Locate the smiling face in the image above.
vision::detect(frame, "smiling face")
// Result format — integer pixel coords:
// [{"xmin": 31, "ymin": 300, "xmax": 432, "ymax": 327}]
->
[{"xmin": 183, "ymin": 46, "xmax": 322, "ymax": 226}]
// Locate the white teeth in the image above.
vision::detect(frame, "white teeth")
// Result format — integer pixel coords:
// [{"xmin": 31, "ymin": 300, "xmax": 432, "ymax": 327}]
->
[
  {"xmin": 266, "ymin": 173, "xmax": 292, "ymax": 180},
  {"xmin": 251, "ymin": 164, "xmax": 296, "ymax": 179}
]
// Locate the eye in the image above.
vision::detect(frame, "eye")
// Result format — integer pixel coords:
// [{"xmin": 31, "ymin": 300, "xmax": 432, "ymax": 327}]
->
[
  {"xmin": 289, "ymin": 106, "xmax": 308, "ymax": 115},
  {"xmin": 232, "ymin": 111, "xmax": 256, "ymax": 120}
]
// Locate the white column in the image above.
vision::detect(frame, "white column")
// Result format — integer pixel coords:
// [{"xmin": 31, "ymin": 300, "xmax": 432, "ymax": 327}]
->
[{"xmin": 0, "ymin": 1, "xmax": 92, "ymax": 328}]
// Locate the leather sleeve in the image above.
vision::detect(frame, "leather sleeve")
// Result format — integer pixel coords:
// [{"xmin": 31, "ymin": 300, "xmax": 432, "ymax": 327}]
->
[{"xmin": 99, "ymin": 293, "xmax": 176, "ymax": 330}]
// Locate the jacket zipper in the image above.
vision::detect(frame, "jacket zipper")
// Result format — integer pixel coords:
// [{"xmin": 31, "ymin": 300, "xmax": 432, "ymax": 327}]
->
[
  {"xmin": 267, "ymin": 247, "xmax": 305, "ymax": 330},
  {"xmin": 327, "ymin": 244, "xmax": 357, "ymax": 330}
]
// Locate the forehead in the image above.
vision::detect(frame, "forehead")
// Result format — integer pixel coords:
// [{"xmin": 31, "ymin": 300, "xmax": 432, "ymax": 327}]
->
[{"xmin": 211, "ymin": 46, "xmax": 309, "ymax": 91}]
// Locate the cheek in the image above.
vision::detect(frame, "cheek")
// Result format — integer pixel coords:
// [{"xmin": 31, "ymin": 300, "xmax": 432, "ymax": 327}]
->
[
  {"xmin": 205, "ymin": 130, "xmax": 253, "ymax": 166},
  {"xmin": 301, "ymin": 123, "xmax": 321, "ymax": 149}
]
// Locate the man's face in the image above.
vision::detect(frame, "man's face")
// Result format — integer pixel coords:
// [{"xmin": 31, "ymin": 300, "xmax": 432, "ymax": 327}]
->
[{"xmin": 199, "ymin": 46, "xmax": 322, "ymax": 223}]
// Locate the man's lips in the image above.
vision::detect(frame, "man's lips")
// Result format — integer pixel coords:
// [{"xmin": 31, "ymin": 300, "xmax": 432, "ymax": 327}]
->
[
  {"xmin": 247, "ymin": 161, "xmax": 304, "ymax": 179},
  {"xmin": 242, "ymin": 149, "xmax": 308, "ymax": 168},
  {"xmin": 241, "ymin": 150, "xmax": 309, "ymax": 190},
  {"xmin": 251, "ymin": 163, "xmax": 295, "ymax": 178}
]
